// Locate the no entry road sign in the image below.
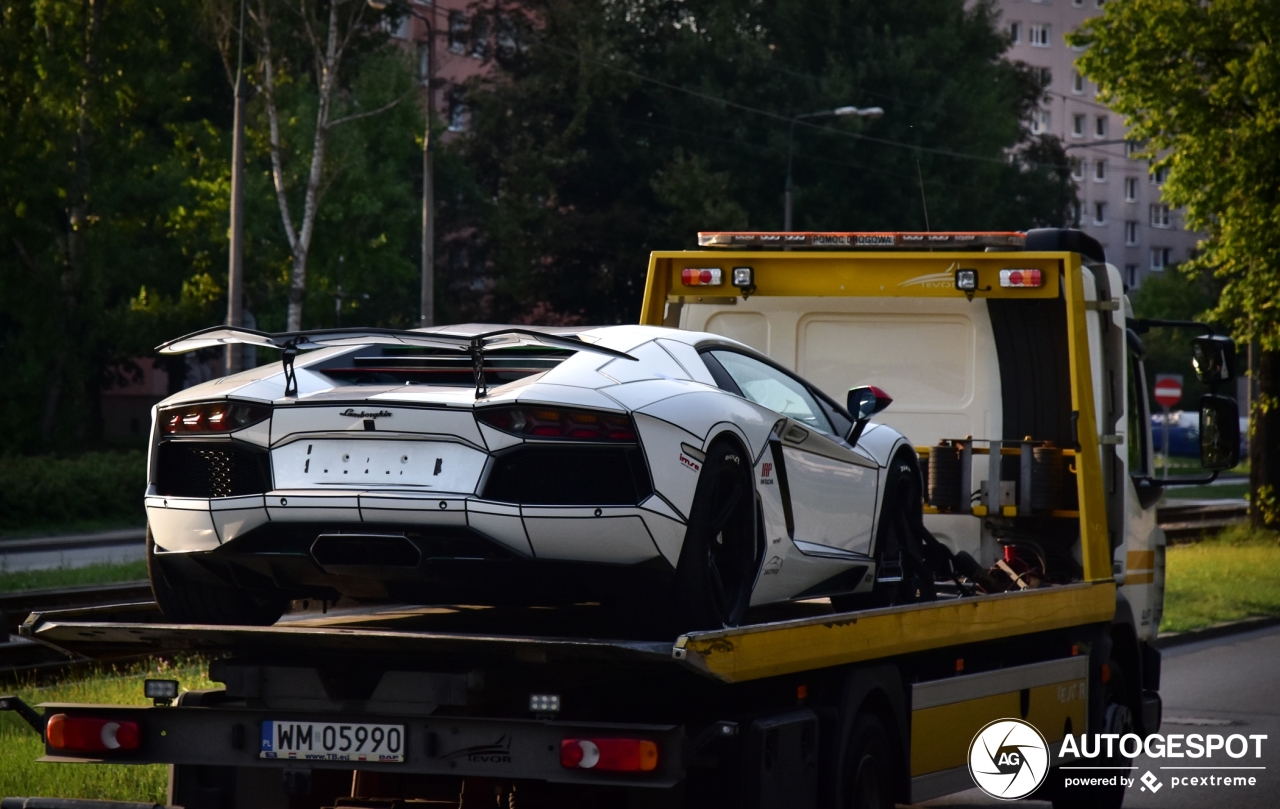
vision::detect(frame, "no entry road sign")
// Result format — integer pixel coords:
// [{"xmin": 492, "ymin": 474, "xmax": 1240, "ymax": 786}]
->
[{"xmin": 1154, "ymin": 374, "xmax": 1183, "ymax": 408}]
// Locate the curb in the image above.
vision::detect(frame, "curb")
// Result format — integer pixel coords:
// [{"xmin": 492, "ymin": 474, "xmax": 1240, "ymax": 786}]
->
[
  {"xmin": 0, "ymin": 528, "xmax": 146, "ymax": 553},
  {"xmin": 1154, "ymin": 615, "xmax": 1280, "ymax": 649}
]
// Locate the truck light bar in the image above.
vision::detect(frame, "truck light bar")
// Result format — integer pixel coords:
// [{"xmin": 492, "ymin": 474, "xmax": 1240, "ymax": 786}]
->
[{"xmin": 697, "ymin": 231, "xmax": 1026, "ymax": 250}]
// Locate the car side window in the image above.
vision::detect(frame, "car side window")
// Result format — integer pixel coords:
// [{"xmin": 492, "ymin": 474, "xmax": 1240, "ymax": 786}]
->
[{"xmin": 708, "ymin": 350, "xmax": 834, "ymax": 434}]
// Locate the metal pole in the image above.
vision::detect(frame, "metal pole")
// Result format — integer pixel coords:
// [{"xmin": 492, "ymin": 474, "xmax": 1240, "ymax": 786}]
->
[
  {"xmin": 420, "ymin": 21, "xmax": 435, "ymax": 328},
  {"xmin": 1162, "ymin": 404, "xmax": 1170, "ymax": 480},
  {"xmin": 784, "ymin": 118, "xmax": 797, "ymax": 233},
  {"xmin": 225, "ymin": 0, "xmax": 248, "ymax": 373}
]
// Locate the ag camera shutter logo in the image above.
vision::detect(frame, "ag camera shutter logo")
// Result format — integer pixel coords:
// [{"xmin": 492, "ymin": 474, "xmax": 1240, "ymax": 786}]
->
[{"xmin": 968, "ymin": 718, "xmax": 1051, "ymax": 800}]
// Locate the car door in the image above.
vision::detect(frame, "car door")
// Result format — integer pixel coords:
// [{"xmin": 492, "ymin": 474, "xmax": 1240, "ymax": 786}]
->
[{"xmin": 703, "ymin": 349, "xmax": 880, "ymax": 558}]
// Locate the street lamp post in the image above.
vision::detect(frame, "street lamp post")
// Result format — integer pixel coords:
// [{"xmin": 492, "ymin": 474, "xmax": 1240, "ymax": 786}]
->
[
  {"xmin": 370, "ymin": 0, "xmax": 436, "ymax": 327},
  {"xmin": 784, "ymin": 106, "xmax": 884, "ymax": 231},
  {"xmin": 225, "ymin": 0, "xmax": 248, "ymax": 374}
]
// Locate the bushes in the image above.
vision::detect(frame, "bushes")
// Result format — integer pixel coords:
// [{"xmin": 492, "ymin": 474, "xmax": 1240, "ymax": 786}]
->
[{"xmin": 0, "ymin": 451, "xmax": 146, "ymax": 534}]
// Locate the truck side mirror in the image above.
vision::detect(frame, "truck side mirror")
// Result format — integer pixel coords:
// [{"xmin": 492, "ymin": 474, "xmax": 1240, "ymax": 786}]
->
[
  {"xmin": 1199, "ymin": 394, "xmax": 1240, "ymax": 470},
  {"xmin": 846, "ymin": 386, "xmax": 892, "ymax": 444},
  {"xmin": 1192, "ymin": 335, "xmax": 1237, "ymax": 383}
]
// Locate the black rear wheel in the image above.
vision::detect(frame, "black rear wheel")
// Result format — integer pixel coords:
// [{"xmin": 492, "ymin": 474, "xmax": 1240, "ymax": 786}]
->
[
  {"xmin": 147, "ymin": 527, "xmax": 285, "ymax": 626},
  {"xmin": 671, "ymin": 438, "xmax": 761, "ymax": 632},
  {"xmin": 841, "ymin": 713, "xmax": 896, "ymax": 809}
]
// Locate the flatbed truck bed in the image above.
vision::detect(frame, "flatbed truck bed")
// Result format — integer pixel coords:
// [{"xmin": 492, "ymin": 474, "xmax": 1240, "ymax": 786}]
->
[{"xmin": 10, "ymin": 579, "xmax": 1113, "ymax": 808}]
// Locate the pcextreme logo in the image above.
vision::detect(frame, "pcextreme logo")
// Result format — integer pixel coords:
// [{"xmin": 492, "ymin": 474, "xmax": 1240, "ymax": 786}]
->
[{"xmin": 968, "ymin": 718, "xmax": 1050, "ymax": 800}]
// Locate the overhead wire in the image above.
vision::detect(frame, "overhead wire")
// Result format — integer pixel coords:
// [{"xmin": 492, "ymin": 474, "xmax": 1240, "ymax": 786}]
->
[{"xmin": 518, "ymin": 33, "xmax": 1073, "ymax": 173}]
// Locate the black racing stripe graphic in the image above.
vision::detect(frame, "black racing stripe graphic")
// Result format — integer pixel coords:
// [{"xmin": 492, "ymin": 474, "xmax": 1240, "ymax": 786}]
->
[{"xmin": 768, "ymin": 438, "xmax": 795, "ymax": 540}]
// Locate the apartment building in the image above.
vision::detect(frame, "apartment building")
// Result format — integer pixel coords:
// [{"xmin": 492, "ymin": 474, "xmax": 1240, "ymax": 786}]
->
[
  {"xmin": 998, "ymin": 0, "xmax": 1202, "ymax": 288},
  {"xmin": 388, "ymin": 0, "xmax": 520, "ymax": 133}
]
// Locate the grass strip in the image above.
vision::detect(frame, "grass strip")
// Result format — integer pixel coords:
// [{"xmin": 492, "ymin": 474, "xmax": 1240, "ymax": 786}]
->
[
  {"xmin": 0, "ymin": 561, "xmax": 149, "ymax": 593},
  {"xmin": 1162, "ymin": 525, "xmax": 1280, "ymax": 633},
  {"xmin": 0, "ymin": 658, "xmax": 213, "ymax": 803}
]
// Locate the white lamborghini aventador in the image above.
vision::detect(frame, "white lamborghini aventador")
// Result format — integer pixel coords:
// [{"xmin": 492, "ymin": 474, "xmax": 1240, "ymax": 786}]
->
[{"xmin": 145, "ymin": 324, "xmax": 927, "ymax": 631}]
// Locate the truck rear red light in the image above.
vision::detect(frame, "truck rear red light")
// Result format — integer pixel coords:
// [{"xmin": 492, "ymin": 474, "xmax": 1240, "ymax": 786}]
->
[
  {"xmin": 560, "ymin": 738, "xmax": 658, "ymax": 772},
  {"xmin": 477, "ymin": 406, "xmax": 637, "ymax": 442},
  {"xmin": 681, "ymin": 267, "xmax": 722, "ymax": 286},
  {"xmin": 46, "ymin": 714, "xmax": 140, "ymax": 753},
  {"xmin": 999, "ymin": 268, "xmax": 1043, "ymax": 288},
  {"xmin": 159, "ymin": 402, "xmax": 270, "ymax": 435}
]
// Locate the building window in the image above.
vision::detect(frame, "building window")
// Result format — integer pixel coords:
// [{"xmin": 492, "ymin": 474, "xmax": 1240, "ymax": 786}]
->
[
  {"xmin": 1151, "ymin": 165, "xmax": 1169, "ymax": 185},
  {"xmin": 1071, "ymin": 158, "xmax": 1085, "ymax": 180},
  {"xmin": 1125, "ymin": 221, "xmax": 1138, "ymax": 245},
  {"xmin": 470, "ymin": 14, "xmax": 489, "ymax": 59},
  {"xmin": 1072, "ymin": 70, "xmax": 1085, "ymax": 94},
  {"xmin": 1094, "ymin": 159, "xmax": 1108, "ymax": 182},
  {"xmin": 448, "ymin": 11, "xmax": 467, "ymax": 54},
  {"xmin": 1125, "ymin": 139, "xmax": 1142, "ymax": 158},
  {"xmin": 1009, "ymin": 22, "xmax": 1022, "ymax": 44},
  {"xmin": 1095, "ymin": 115, "xmax": 1109, "ymax": 138},
  {"xmin": 1029, "ymin": 24, "xmax": 1051, "ymax": 47},
  {"xmin": 1068, "ymin": 203, "xmax": 1080, "ymax": 226},
  {"xmin": 1031, "ymin": 109, "xmax": 1051, "ymax": 134},
  {"xmin": 1150, "ymin": 204, "xmax": 1171, "ymax": 228},
  {"xmin": 1073, "ymin": 0, "xmax": 1085, "ymax": 6},
  {"xmin": 1125, "ymin": 177, "xmax": 1138, "ymax": 201},
  {"xmin": 1151, "ymin": 247, "xmax": 1171, "ymax": 270},
  {"xmin": 447, "ymin": 88, "xmax": 468, "ymax": 132},
  {"xmin": 1125, "ymin": 264, "xmax": 1138, "ymax": 287},
  {"xmin": 1036, "ymin": 66, "xmax": 1052, "ymax": 87},
  {"xmin": 1094, "ymin": 202, "xmax": 1107, "ymax": 225},
  {"xmin": 495, "ymin": 14, "xmax": 522, "ymax": 59},
  {"xmin": 1096, "ymin": 0, "xmax": 1107, "ymax": 6},
  {"xmin": 1072, "ymin": 114, "xmax": 1086, "ymax": 138},
  {"xmin": 393, "ymin": 12, "xmax": 412, "ymax": 40}
]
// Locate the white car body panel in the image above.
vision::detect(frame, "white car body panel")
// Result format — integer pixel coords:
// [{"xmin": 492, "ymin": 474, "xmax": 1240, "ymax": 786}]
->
[
  {"xmin": 631, "ymin": 412, "xmax": 704, "ymax": 522},
  {"xmin": 147, "ymin": 497, "xmax": 221, "ymax": 552},
  {"xmin": 781, "ymin": 435, "xmax": 879, "ymax": 558},
  {"xmin": 522, "ymin": 508, "xmax": 659, "ymax": 564}
]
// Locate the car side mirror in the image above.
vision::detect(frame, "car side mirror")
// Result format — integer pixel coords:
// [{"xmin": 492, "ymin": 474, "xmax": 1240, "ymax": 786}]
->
[
  {"xmin": 1192, "ymin": 335, "xmax": 1237, "ymax": 383},
  {"xmin": 1199, "ymin": 394, "xmax": 1240, "ymax": 470},
  {"xmin": 847, "ymin": 386, "xmax": 893, "ymax": 420},
  {"xmin": 846, "ymin": 386, "xmax": 892, "ymax": 444}
]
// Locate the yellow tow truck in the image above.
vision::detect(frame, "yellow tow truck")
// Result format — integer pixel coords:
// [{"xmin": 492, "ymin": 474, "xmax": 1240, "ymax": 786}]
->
[{"xmin": 6, "ymin": 228, "xmax": 1241, "ymax": 809}]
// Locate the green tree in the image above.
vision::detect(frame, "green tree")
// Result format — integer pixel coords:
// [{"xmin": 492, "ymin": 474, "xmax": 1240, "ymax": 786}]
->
[
  {"xmin": 445, "ymin": 0, "xmax": 1076, "ymax": 324},
  {"xmin": 0, "ymin": 0, "xmax": 232, "ymax": 452},
  {"xmin": 1072, "ymin": 0, "xmax": 1280, "ymax": 526},
  {"xmin": 0, "ymin": 0, "xmax": 427, "ymax": 452}
]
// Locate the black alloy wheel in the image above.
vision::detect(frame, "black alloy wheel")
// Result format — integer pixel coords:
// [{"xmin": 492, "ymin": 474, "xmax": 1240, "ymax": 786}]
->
[{"xmin": 672, "ymin": 437, "xmax": 761, "ymax": 632}]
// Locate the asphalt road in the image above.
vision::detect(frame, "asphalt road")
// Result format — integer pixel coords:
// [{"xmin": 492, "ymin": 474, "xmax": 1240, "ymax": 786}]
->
[
  {"xmin": 917, "ymin": 624, "xmax": 1280, "ymax": 808},
  {"xmin": 0, "ymin": 528, "xmax": 145, "ymax": 572}
]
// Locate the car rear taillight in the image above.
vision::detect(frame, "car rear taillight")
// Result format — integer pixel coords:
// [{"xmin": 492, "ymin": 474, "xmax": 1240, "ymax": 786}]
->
[
  {"xmin": 560, "ymin": 738, "xmax": 659, "ymax": 772},
  {"xmin": 477, "ymin": 406, "xmax": 637, "ymax": 442},
  {"xmin": 46, "ymin": 714, "xmax": 140, "ymax": 753},
  {"xmin": 999, "ymin": 268, "xmax": 1043, "ymax": 288},
  {"xmin": 681, "ymin": 267, "xmax": 722, "ymax": 286},
  {"xmin": 159, "ymin": 402, "xmax": 270, "ymax": 435}
]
